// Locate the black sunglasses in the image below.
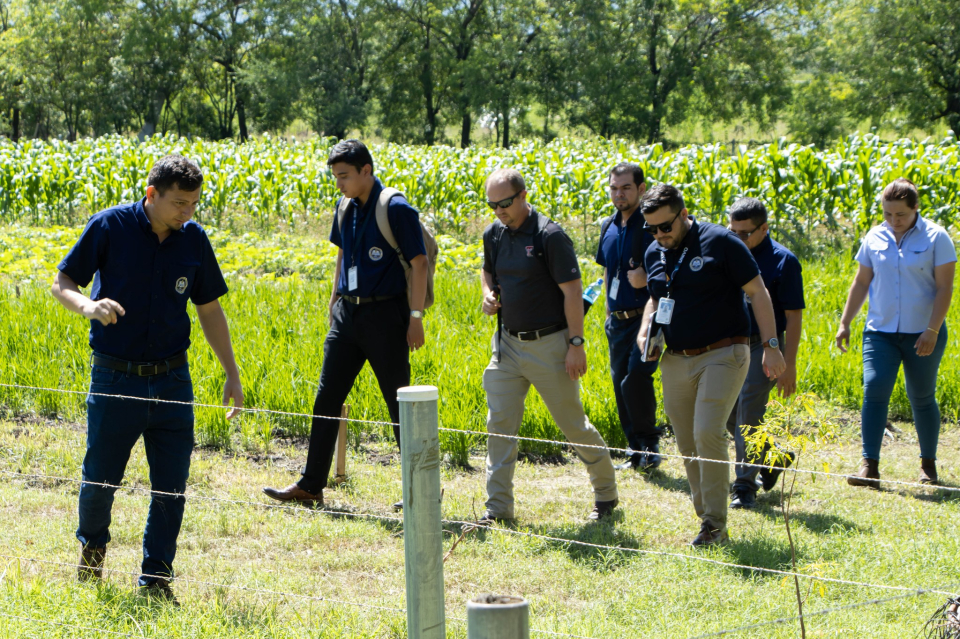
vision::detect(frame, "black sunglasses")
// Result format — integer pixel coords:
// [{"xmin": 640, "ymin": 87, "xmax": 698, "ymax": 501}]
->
[
  {"xmin": 728, "ymin": 223, "xmax": 762, "ymax": 241},
  {"xmin": 643, "ymin": 209, "xmax": 682, "ymax": 235},
  {"xmin": 487, "ymin": 189, "xmax": 524, "ymax": 211}
]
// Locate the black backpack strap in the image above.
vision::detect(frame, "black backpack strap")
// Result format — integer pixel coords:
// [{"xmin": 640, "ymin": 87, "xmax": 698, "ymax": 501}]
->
[{"xmin": 599, "ymin": 214, "xmax": 615, "ymax": 253}]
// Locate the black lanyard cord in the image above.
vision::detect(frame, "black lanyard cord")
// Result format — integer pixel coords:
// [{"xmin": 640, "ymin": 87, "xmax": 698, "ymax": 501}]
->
[{"xmin": 661, "ymin": 247, "xmax": 689, "ymax": 298}]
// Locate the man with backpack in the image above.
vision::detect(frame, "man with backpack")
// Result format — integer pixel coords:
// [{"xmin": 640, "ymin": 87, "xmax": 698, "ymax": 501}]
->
[
  {"xmin": 479, "ymin": 168, "xmax": 619, "ymax": 523},
  {"xmin": 263, "ymin": 139, "xmax": 432, "ymax": 508}
]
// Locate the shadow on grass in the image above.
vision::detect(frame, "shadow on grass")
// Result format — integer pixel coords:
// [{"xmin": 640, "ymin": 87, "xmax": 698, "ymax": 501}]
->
[
  {"xmin": 724, "ymin": 535, "xmax": 795, "ymax": 578},
  {"xmin": 750, "ymin": 495, "xmax": 868, "ymax": 535},
  {"xmin": 909, "ymin": 483, "xmax": 960, "ymax": 504},
  {"xmin": 643, "ymin": 469, "xmax": 690, "ymax": 494}
]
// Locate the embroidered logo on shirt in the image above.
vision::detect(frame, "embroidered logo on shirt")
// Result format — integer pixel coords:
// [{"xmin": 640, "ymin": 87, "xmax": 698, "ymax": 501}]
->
[
  {"xmin": 369, "ymin": 247, "xmax": 383, "ymax": 261},
  {"xmin": 175, "ymin": 277, "xmax": 189, "ymax": 294},
  {"xmin": 525, "ymin": 246, "xmax": 535, "ymax": 257},
  {"xmin": 689, "ymin": 257, "xmax": 704, "ymax": 272}
]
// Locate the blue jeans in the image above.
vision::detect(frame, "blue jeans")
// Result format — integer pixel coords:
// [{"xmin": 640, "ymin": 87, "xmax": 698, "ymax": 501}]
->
[
  {"xmin": 604, "ymin": 313, "xmax": 660, "ymax": 456},
  {"xmin": 861, "ymin": 328, "xmax": 948, "ymax": 461},
  {"xmin": 76, "ymin": 358, "xmax": 194, "ymax": 586}
]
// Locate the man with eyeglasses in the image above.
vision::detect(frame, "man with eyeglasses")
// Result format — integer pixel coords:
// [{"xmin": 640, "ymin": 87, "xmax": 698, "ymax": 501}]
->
[
  {"xmin": 479, "ymin": 168, "xmax": 619, "ymax": 523},
  {"xmin": 635, "ymin": 184, "xmax": 785, "ymax": 547},
  {"xmin": 596, "ymin": 163, "xmax": 663, "ymax": 472},
  {"xmin": 724, "ymin": 197, "xmax": 805, "ymax": 509}
]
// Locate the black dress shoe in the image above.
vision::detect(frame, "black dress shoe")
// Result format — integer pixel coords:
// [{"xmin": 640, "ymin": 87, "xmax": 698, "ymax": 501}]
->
[
  {"xmin": 690, "ymin": 521, "xmax": 729, "ymax": 547},
  {"xmin": 477, "ymin": 510, "xmax": 512, "ymax": 525},
  {"xmin": 393, "ymin": 499, "xmax": 403, "ymax": 511},
  {"xmin": 760, "ymin": 450, "xmax": 796, "ymax": 491},
  {"xmin": 730, "ymin": 488, "xmax": 757, "ymax": 509},
  {"xmin": 640, "ymin": 440, "xmax": 662, "ymax": 471},
  {"xmin": 614, "ymin": 455, "xmax": 642, "ymax": 471},
  {"xmin": 588, "ymin": 498, "xmax": 619, "ymax": 521},
  {"xmin": 138, "ymin": 578, "xmax": 180, "ymax": 606},
  {"xmin": 262, "ymin": 483, "xmax": 323, "ymax": 505}
]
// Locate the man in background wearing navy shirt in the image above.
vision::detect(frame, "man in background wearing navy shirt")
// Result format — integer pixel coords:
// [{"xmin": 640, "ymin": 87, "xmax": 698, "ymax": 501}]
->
[
  {"xmin": 636, "ymin": 184, "xmax": 785, "ymax": 547},
  {"xmin": 52, "ymin": 155, "xmax": 244, "ymax": 603},
  {"xmin": 596, "ymin": 163, "xmax": 662, "ymax": 471},
  {"xmin": 726, "ymin": 198, "xmax": 805, "ymax": 509},
  {"xmin": 263, "ymin": 140, "xmax": 428, "ymax": 508}
]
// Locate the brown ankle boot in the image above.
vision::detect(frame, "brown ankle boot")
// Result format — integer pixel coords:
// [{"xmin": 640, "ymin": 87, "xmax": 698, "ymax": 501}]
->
[
  {"xmin": 919, "ymin": 458, "xmax": 939, "ymax": 485},
  {"xmin": 847, "ymin": 458, "xmax": 880, "ymax": 489}
]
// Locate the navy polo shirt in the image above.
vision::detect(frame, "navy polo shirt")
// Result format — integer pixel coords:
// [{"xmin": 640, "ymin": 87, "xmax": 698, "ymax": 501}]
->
[
  {"xmin": 595, "ymin": 209, "xmax": 652, "ymax": 312},
  {"xmin": 330, "ymin": 178, "xmax": 426, "ymax": 298},
  {"xmin": 644, "ymin": 219, "xmax": 760, "ymax": 351},
  {"xmin": 747, "ymin": 235, "xmax": 805, "ymax": 335},
  {"xmin": 57, "ymin": 199, "xmax": 228, "ymax": 362}
]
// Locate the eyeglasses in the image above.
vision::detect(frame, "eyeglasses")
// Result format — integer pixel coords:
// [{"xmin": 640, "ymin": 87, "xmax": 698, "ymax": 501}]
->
[
  {"xmin": 487, "ymin": 190, "xmax": 524, "ymax": 211},
  {"xmin": 643, "ymin": 209, "xmax": 682, "ymax": 235},
  {"xmin": 728, "ymin": 224, "xmax": 762, "ymax": 241}
]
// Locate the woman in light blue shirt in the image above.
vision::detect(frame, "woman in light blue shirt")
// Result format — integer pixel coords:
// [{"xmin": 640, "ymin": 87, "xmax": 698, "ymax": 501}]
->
[{"xmin": 836, "ymin": 178, "xmax": 956, "ymax": 487}]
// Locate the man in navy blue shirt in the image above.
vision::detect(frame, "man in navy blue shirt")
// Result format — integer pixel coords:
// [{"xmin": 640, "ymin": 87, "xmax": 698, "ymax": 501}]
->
[
  {"xmin": 595, "ymin": 163, "xmax": 662, "ymax": 471},
  {"xmin": 263, "ymin": 140, "xmax": 427, "ymax": 508},
  {"xmin": 725, "ymin": 198, "xmax": 805, "ymax": 508},
  {"xmin": 52, "ymin": 155, "xmax": 244, "ymax": 603},
  {"xmin": 636, "ymin": 184, "xmax": 785, "ymax": 547}
]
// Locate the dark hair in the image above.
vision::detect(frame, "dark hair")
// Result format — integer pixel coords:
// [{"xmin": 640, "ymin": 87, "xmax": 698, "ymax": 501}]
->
[
  {"xmin": 882, "ymin": 177, "xmax": 919, "ymax": 209},
  {"xmin": 728, "ymin": 197, "xmax": 768, "ymax": 226},
  {"xmin": 148, "ymin": 155, "xmax": 203, "ymax": 193},
  {"xmin": 327, "ymin": 139, "xmax": 375, "ymax": 174},
  {"xmin": 609, "ymin": 162, "xmax": 645, "ymax": 187},
  {"xmin": 640, "ymin": 183, "xmax": 685, "ymax": 216}
]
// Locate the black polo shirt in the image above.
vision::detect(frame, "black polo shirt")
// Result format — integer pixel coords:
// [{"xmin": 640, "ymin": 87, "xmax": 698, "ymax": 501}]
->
[
  {"xmin": 595, "ymin": 209, "xmax": 653, "ymax": 312},
  {"xmin": 643, "ymin": 219, "xmax": 760, "ymax": 351},
  {"xmin": 482, "ymin": 208, "xmax": 581, "ymax": 332},
  {"xmin": 748, "ymin": 235, "xmax": 805, "ymax": 335},
  {"xmin": 330, "ymin": 178, "xmax": 426, "ymax": 298},
  {"xmin": 57, "ymin": 199, "xmax": 228, "ymax": 362}
]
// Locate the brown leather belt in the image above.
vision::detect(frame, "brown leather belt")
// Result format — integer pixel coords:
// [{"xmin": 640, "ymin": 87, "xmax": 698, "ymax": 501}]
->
[
  {"xmin": 611, "ymin": 308, "xmax": 644, "ymax": 321},
  {"xmin": 92, "ymin": 352, "xmax": 188, "ymax": 376},
  {"xmin": 339, "ymin": 293, "xmax": 402, "ymax": 305},
  {"xmin": 667, "ymin": 336, "xmax": 749, "ymax": 357}
]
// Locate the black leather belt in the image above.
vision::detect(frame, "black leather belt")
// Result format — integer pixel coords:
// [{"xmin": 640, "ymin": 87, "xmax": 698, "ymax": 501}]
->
[
  {"xmin": 92, "ymin": 352, "xmax": 188, "ymax": 376},
  {"xmin": 339, "ymin": 293, "xmax": 402, "ymax": 305},
  {"xmin": 504, "ymin": 323, "xmax": 567, "ymax": 342},
  {"xmin": 611, "ymin": 308, "xmax": 644, "ymax": 321}
]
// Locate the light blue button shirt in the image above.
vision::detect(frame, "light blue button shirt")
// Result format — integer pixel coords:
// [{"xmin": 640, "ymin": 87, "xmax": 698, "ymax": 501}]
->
[{"xmin": 855, "ymin": 215, "xmax": 957, "ymax": 334}]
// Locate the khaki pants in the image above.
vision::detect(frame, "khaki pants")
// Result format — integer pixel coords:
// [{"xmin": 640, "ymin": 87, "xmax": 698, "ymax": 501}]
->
[
  {"xmin": 660, "ymin": 344, "xmax": 749, "ymax": 532},
  {"xmin": 483, "ymin": 329, "xmax": 618, "ymax": 518}
]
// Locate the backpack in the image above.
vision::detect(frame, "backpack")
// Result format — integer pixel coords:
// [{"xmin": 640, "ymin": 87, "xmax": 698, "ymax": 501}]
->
[
  {"xmin": 337, "ymin": 187, "xmax": 438, "ymax": 309},
  {"xmin": 488, "ymin": 211, "xmax": 557, "ymax": 275}
]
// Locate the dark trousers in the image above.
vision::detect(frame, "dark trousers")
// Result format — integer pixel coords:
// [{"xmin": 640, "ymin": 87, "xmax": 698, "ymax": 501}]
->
[
  {"xmin": 604, "ymin": 313, "xmax": 660, "ymax": 456},
  {"xmin": 299, "ymin": 296, "xmax": 410, "ymax": 493},
  {"xmin": 76, "ymin": 359, "xmax": 194, "ymax": 586}
]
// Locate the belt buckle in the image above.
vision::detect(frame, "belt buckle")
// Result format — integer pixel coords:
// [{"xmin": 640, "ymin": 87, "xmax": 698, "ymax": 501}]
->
[
  {"xmin": 517, "ymin": 332, "xmax": 535, "ymax": 342},
  {"xmin": 137, "ymin": 363, "xmax": 158, "ymax": 376}
]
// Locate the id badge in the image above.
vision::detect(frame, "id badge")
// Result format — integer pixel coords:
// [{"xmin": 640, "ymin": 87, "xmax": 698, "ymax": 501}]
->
[
  {"xmin": 656, "ymin": 297, "xmax": 676, "ymax": 325},
  {"xmin": 348, "ymin": 266, "xmax": 358, "ymax": 291},
  {"xmin": 609, "ymin": 277, "xmax": 620, "ymax": 300}
]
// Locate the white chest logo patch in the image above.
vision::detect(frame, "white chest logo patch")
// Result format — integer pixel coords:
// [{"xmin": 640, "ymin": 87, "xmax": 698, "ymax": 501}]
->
[
  {"xmin": 689, "ymin": 257, "xmax": 704, "ymax": 272},
  {"xmin": 175, "ymin": 277, "xmax": 189, "ymax": 294},
  {"xmin": 369, "ymin": 247, "xmax": 384, "ymax": 261}
]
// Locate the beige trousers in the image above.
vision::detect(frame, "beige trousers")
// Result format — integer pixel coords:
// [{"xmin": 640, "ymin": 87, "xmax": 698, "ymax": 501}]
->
[
  {"xmin": 660, "ymin": 344, "xmax": 750, "ymax": 531},
  {"xmin": 482, "ymin": 329, "xmax": 618, "ymax": 518}
]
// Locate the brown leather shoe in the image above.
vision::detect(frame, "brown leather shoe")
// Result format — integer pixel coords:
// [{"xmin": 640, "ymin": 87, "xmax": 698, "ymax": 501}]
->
[
  {"xmin": 847, "ymin": 458, "xmax": 880, "ymax": 489},
  {"xmin": 588, "ymin": 498, "xmax": 619, "ymax": 521},
  {"xmin": 690, "ymin": 521, "xmax": 729, "ymax": 548},
  {"xmin": 919, "ymin": 458, "xmax": 939, "ymax": 485},
  {"xmin": 138, "ymin": 578, "xmax": 180, "ymax": 606},
  {"xmin": 78, "ymin": 544, "xmax": 106, "ymax": 582},
  {"xmin": 262, "ymin": 483, "xmax": 323, "ymax": 505}
]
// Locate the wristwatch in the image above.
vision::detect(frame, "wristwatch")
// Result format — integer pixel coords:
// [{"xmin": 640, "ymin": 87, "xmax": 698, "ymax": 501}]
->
[
  {"xmin": 764, "ymin": 337, "xmax": 780, "ymax": 349},
  {"xmin": 410, "ymin": 310, "xmax": 424, "ymax": 319},
  {"xmin": 569, "ymin": 336, "xmax": 586, "ymax": 347}
]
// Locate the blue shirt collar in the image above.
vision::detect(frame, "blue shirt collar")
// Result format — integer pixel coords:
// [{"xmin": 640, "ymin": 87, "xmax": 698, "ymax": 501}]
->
[
  {"xmin": 136, "ymin": 197, "xmax": 189, "ymax": 238},
  {"xmin": 351, "ymin": 178, "xmax": 384, "ymax": 217},
  {"xmin": 750, "ymin": 233, "xmax": 773, "ymax": 257}
]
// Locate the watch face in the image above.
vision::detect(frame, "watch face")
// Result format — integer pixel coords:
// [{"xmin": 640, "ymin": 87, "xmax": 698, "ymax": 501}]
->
[
  {"xmin": 570, "ymin": 336, "xmax": 585, "ymax": 346},
  {"xmin": 768, "ymin": 337, "xmax": 779, "ymax": 349}
]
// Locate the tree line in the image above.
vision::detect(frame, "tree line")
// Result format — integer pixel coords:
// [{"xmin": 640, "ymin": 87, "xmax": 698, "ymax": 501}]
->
[{"xmin": 1, "ymin": 0, "xmax": 958, "ymax": 147}]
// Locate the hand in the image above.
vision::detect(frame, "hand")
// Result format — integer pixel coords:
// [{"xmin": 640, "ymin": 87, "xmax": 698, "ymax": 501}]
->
[
  {"xmin": 223, "ymin": 375, "xmax": 244, "ymax": 420},
  {"xmin": 482, "ymin": 291, "xmax": 501, "ymax": 316},
  {"xmin": 328, "ymin": 298, "xmax": 338, "ymax": 328},
  {"xmin": 565, "ymin": 345, "xmax": 587, "ymax": 381},
  {"xmin": 776, "ymin": 364, "xmax": 797, "ymax": 397},
  {"xmin": 835, "ymin": 324, "xmax": 851, "ymax": 353},
  {"xmin": 81, "ymin": 298, "xmax": 125, "ymax": 326},
  {"xmin": 627, "ymin": 267, "xmax": 647, "ymax": 289},
  {"xmin": 762, "ymin": 347, "xmax": 786, "ymax": 380},
  {"xmin": 636, "ymin": 330, "xmax": 659, "ymax": 362},
  {"xmin": 407, "ymin": 317, "xmax": 425, "ymax": 351},
  {"xmin": 915, "ymin": 329, "xmax": 938, "ymax": 357}
]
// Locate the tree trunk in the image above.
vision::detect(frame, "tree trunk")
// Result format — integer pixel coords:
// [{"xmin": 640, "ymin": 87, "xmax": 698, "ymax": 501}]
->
[
  {"xmin": 421, "ymin": 23, "xmax": 436, "ymax": 145},
  {"xmin": 947, "ymin": 91, "xmax": 960, "ymax": 139},
  {"xmin": 460, "ymin": 110, "xmax": 471, "ymax": 148},
  {"xmin": 11, "ymin": 107, "xmax": 19, "ymax": 142},
  {"xmin": 137, "ymin": 95, "xmax": 165, "ymax": 142},
  {"xmin": 237, "ymin": 96, "xmax": 248, "ymax": 142},
  {"xmin": 502, "ymin": 100, "xmax": 511, "ymax": 149}
]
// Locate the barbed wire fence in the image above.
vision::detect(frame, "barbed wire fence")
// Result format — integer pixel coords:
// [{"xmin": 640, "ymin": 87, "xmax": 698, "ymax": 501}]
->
[{"xmin": 0, "ymin": 381, "xmax": 957, "ymax": 638}]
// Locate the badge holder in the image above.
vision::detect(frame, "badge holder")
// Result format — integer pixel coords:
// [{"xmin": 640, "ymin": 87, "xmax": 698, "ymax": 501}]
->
[{"xmin": 656, "ymin": 297, "xmax": 675, "ymax": 325}]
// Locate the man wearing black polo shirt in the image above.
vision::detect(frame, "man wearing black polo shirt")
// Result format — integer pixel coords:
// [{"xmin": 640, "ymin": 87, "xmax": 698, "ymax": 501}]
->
[
  {"xmin": 52, "ymin": 155, "xmax": 244, "ymax": 602},
  {"xmin": 595, "ymin": 162, "xmax": 662, "ymax": 471},
  {"xmin": 726, "ymin": 198, "xmax": 805, "ymax": 509},
  {"xmin": 480, "ymin": 168, "xmax": 618, "ymax": 522},
  {"xmin": 263, "ymin": 140, "xmax": 427, "ymax": 507},
  {"xmin": 636, "ymin": 184, "xmax": 785, "ymax": 547}
]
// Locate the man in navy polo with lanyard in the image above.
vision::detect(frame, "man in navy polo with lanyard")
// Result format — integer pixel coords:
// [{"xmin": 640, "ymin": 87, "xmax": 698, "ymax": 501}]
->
[
  {"xmin": 263, "ymin": 140, "xmax": 427, "ymax": 508},
  {"xmin": 636, "ymin": 184, "xmax": 785, "ymax": 547},
  {"xmin": 596, "ymin": 162, "xmax": 662, "ymax": 471},
  {"xmin": 52, "ymin": 155, "xmax": 244, "ymax": 602}
]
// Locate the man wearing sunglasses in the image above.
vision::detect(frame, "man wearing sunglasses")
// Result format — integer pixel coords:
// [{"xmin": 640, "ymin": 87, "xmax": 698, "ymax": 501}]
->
[
  {"xmin": 724, "ymin": 198, "xmax": 804, "ymax": 509},
  {"xmin": 635, "ymin": 184, "xmax": 785, "ymax": 547},
  {"xmin": 480, "ymin": 168, "xmax": 619, "ymax": 523},
  {"xmin": 596, "ymin": 163, "xmax": 663, "ymax": 472}
]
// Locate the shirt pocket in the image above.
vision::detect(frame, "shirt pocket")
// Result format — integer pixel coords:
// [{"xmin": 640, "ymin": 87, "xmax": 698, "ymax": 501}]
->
[
  {"xmin": 903, "ymin": 238, "xmax": 934, "ymax": 274},
  {"xmin": 165, "ymin": 262, "xmax": 200, "ymax": 305}
]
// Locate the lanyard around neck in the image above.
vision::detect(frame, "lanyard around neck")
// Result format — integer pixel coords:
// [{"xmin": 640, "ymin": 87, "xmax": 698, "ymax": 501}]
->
[
  {"xmin": 350, "ymin": 201, "xmax": 374, "ymax": 267},
  {"xmin": 661, "ymin": 247, "xmax": 689, "ymax": 298}
]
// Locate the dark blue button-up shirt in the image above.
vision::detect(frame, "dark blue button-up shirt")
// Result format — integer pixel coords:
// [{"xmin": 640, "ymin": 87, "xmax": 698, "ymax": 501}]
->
[
  {"xmin": 748, "ymin": 235, "xmax": 805, "ymax": 335},
  {"xmin": 58, "ymin": 199, "xmax": 228, "ymax": 361},
  {"xmin": 595, "ymin": 209, "xmax": 652, "ymax": 312}
]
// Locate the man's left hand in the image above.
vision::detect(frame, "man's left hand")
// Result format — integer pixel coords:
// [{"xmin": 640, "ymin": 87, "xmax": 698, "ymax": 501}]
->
[
  {"xmin": 223, "ymin": 376, "xmax": 244, "ymax": 420},
  {"xmin": 762, "ymin": 347, "xmax": 786, "ymax": 380},
  {"xmin": 408, "ymin": 317, "xmax": 425, "ymax": 351},
  {"xmin": 565, "ymin": 345, "xmax": 587, "ymax": 381},
  {"xmin": 914, "ymin": 329, "xmax": 938, "ymax": 357},
  {"xmin": 627, "ymin": 267, "xmax": 647, "ymax": 289},
  {"xmin": 776, "ymin": 364, "xmax": 797, "ymax": 397}
]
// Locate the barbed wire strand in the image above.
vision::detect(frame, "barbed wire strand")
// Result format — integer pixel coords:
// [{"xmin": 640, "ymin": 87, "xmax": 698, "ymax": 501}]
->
[
  {"xmin": 0, "ymin": 610, "xmax": 144, "ymax": 638},
  {"xmin": 3, "ymin": 381, "xmax": 957, "ymax": 494}
]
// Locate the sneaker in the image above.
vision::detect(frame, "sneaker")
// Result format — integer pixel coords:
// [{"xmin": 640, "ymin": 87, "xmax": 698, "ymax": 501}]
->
[
  {"xmin": 759, "ymin": 450, "xmax": 796, "ymax": 491},
  {"xmin": 614, "ymin": 454, "xmax": 643, "ymax": 471},
  {"xmin": 393, "ymin": 499, "xmax": 404, "ymax": 511},
  {"xmin": 588, "ymin": 498, "xmax": 619, "ymax": 521},
  {"xmin": 139, "ymin": 578, "xmax": 180, "ymax": 606},
  {"xmin": 730, "ymin": 488, "xmax": 757, "ymax": 509},
  {"xmin": 78, "ymin": 545, "xmax": 106, "ymax": 583},
  {"xmin": 476, "ymin": 510, "xmax": 512, "ymax": 526},
  {"xmin": 690, "ymin": 521, "xmax": 729, "ymax": 548}
]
